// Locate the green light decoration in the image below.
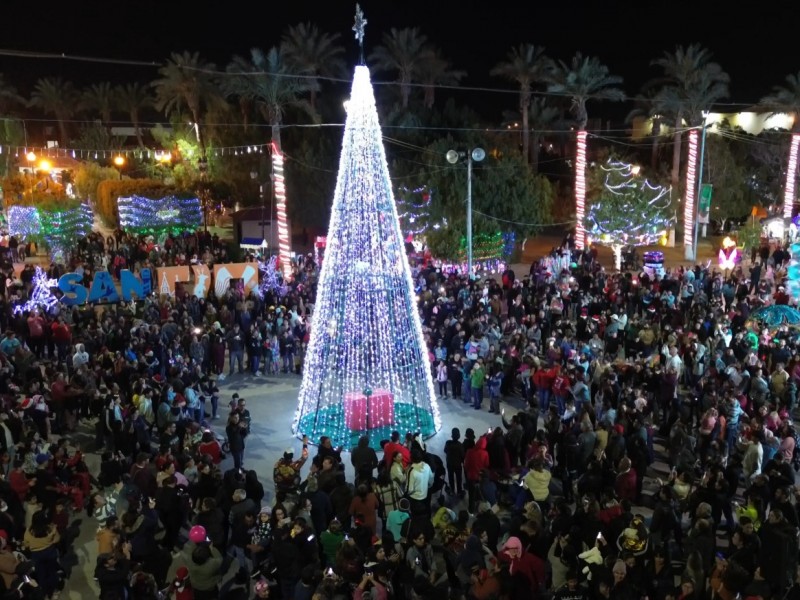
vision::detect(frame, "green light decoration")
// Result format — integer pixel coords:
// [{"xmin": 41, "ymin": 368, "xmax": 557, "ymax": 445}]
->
[
  {"xmin": 118, "ymin": 194, "xmax": 202, "ymax": 237},
  {"xmin": 585, "ymin": 159, "xmax": 674, "ymax": 271},
  {"xmin": 456, "ymin": 231, "xmax": 505, "ymax": 261}
]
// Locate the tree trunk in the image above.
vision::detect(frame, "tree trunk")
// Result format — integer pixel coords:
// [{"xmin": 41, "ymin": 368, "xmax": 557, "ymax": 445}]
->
[
  {"xmin": 192, "ymin": 109, "xmax": 207, "ymax": 159},
  {"xmin": 783, "ymin": 132, "xmax": 800, "ymax": 219},
  {"xmin": 671, "ymin": 114, "xmax": 682, "ymax": 207},
  {"xmin": 683, "ymin": 129, "xmax": 699, "ymax": 260},
  {"xmin": 574, "ymin": 130, "xmax": 588, "ymax": 250},
  {"xmin": 521, "ymin": 92, "xmax": 530, "ymax": 164},
  {"xmin": 612, "ymin": 244, "xmax": 623, "ymax": 271},
  {"xmin": 57, "ymin": 118, "xmax": 69, "ymax": 147},
  {"xmin": 650, "ymin": 118, "xmax": 661, "ymax": 169},
  {"xmin": 131, "ymin": 111, "xmax": 145, "ymax": 149},
  {"xmin": 530, "ymin": 131, "xmax": 540, "ymax": 175}
]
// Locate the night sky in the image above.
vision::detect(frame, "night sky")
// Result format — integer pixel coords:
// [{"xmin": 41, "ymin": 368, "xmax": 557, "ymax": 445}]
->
[{"xmin": 0, "ymin": 0, "xmax": 792, "ymax": 124}]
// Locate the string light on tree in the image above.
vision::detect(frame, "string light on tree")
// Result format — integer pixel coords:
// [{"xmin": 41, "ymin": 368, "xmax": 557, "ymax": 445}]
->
[
  {"xmin": 784, "ymin": 134, "xmax": 800, "ymax": 219},
  {"xmin": 585, "ymin": 159, "xmax": 673, "ymax": 271},
  {"xmin": 293, "ymin": 64, "xmax": 439, "ymax": 450},
  {"xmin": 258, "ymin": 255, "xmax": 287, "ymax": 298},
  {"xmin": 12, "ymin": 267, "xmax": 58, "ymax": 315},
  {"xmin": 574, "ymin": 131, "xmax": 588, "ymax": 250},
  {"xmin": 683, "ymin": 129, "xmax": 699, "ymax": 257},
  {"xmin": 118, "ymin": 195, "xmax": 202, "ymax": 237},
  {"xmin": 271, "ymin": 144, "xmax": 292, "ymax": 279}
]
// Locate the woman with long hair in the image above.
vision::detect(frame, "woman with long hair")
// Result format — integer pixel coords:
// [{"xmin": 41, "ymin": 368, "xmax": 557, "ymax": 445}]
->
[{"xmin": 23, "ymin": 509, "xmax": 62, "ymax": 599}]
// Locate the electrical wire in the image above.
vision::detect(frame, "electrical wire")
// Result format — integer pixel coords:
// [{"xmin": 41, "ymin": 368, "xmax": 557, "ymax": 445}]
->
[
  {"xmin": 0, "ymin": 47, "xmax": 771, "ymax": 108},
  {"xmin": 472, "ymin": 209, "xmax": 575, "ymax": 227}
]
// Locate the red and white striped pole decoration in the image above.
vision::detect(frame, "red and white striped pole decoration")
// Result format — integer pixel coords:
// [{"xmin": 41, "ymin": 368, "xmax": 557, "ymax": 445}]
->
[
  {"xmin": 784, "ymin": 133, "xmax": 800, "ymax": 220},
  {"xmin": 575, "ymin": 130, "xmax": 588, "ymax": 250},
  {"xmin": 683, "ymin": 129, "xmax": 698, "ymax": 251},
  {"xmin": 271, "ymin": 143, "xmax": 292, "ymax": 279}
]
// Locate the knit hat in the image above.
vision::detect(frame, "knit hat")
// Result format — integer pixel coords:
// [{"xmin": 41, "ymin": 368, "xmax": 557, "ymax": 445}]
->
[
  {"xmin": 175, "ymin": 566, "xmax": 189, "ymax": 581},
  {"xmin": 502, "ymin": 536, "xmax": 522, "ymax": 551},
  {"xmin": 35, "ymin": 454, "xmax": 50, "ymax": 465},
  {"xmin": 18, "ymin": 397, "xmax": 34, "ymax": 411}
]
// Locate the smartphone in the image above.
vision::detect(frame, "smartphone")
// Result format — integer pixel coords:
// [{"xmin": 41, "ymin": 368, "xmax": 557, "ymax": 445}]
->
[
  {"xmin": 366, "ymin": 571, "xmax": 373, "ymax": 577},
  {"xmin": 596, "ymin": 532, "xmax": 603, "ymax": 540},
  {"xmin": 344, "ymin": 534, "xmax": 350, "ymax": 541},
  {"xmin": 325, "ymin": 567, "xmax": 334, "ymax": 577},
  {"xmin": 307, "ymin": 534, "xmax": 315, "ymax": 542}
]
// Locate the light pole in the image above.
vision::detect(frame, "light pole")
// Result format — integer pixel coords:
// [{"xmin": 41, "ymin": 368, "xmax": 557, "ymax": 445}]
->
[
  {"xmin": 446, "ymin": 147, "xmax": 485, "ymax": 278},
  {"xmin": 691, "ymin": 111, "xmax": 710, "ymax": 263},
  {"xmin": 113, "ymin": 155, "xmax": 125, "ymax": 180}
]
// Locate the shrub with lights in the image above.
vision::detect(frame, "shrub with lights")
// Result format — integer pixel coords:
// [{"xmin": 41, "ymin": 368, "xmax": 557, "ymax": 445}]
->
[
  {"xmin": 294, "ymin": 66, "xmax": 440, "ymax": 450},
  {"xmin": 118, "ymin": 194, "xmax": 202, "ymax": 237},
  {"xmin": 8, "ymin": 201, "xmax": 93, "ymax": 262},
  {"xmin": 585, "ymin": 159, "xmax": 673, "ymax": 271}
]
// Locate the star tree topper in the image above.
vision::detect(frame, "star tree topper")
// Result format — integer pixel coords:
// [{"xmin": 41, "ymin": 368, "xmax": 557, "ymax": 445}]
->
[{"xmin": 353, "ymin": 4, "xmax": 367, "ymax": 64}]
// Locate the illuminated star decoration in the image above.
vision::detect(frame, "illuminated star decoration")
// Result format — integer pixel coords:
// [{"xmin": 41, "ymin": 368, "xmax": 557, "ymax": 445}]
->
[
  {"xmin": 353, "ymin": 4, "xmax": 367, "ymax": 64},
  {"xmin": 259, "ymin": 255, "xmax": 288, "ymax": 298},
  {"xmin": 12, "ymin": 267, "xmax": 59, "ymax": 315}
]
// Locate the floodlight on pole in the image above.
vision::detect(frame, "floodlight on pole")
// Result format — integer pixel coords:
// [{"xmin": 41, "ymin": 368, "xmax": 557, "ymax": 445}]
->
[{"xmin": 446, "ymin": 147, "xmax": 485, "ymax": 278}]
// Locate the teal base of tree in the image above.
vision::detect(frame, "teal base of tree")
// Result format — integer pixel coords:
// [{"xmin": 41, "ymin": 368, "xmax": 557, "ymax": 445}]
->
[{"xmin": 297, "ymin": 402, "xmax": 436, "ymax": 451}]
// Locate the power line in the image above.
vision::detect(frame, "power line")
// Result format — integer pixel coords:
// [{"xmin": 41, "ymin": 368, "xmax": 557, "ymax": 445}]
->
[
  {"xmin": 0, "ymin": 47, "xmax": 771, "ymax": 108},
  {"xmin": 472, "ymin": 209, "xmax": 575, "ymax": 227}
]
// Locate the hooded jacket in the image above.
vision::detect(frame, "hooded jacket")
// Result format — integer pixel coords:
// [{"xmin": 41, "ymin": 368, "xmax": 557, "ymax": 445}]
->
[{"xmin": 464, "ymin": 437, "xmax": 489, "ymax": 482}]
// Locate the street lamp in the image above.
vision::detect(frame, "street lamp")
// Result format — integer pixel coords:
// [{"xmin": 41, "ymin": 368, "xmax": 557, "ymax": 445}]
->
[
  {"xmin": 446, "ymin": 147, "xmax": 485, "ymax": 278},
  {"xmin": 113, "ymin": 155, "xmax": 125, "ymax": 180}
]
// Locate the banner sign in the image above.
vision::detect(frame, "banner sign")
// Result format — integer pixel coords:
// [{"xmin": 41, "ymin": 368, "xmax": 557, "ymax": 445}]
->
[
  {"xmin": 156, "ymin": 267, "xmax": 191, "ymax": 297},
  {"xmin": 58, "ymin": 269, "xmax": 152, "ymax": 306},
  {"xmin": 212, "ymin": 263, "xmax": 258, "ymax": 298}
]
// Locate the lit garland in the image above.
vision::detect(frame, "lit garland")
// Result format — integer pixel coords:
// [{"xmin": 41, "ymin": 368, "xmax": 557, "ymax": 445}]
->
[
  {"xmin": 271, "ymin": 145, "xmax": 292, "ymax": 279},
  {"xmin": 40, "ymin": 203, "xmax": 93, "ymax": 262},
  {"xmin": 574, "ymin": 130, "xmax": 588, "ymax": 250},
  {"xmin": 12, "ymin": 266, "xmax": 58, "ymax": 315},
  {"xmin": 294, "ymin": 65, "xmax": 440, "ymax": 450},
  {"xmin": 8, "ymin": 203, "xmax": 92, "ymax": 261},
  {"xmin": 684, "ymin": 129, "xmax": 699, "ymax": 252},
  {"xmin": 585, "ymin": 159, "xmax": 673, "ymax": 271},
  {"xmin": 396, "ymin": 185, "xmax": 446, "ymax": 237},
  {"xmin": 118, "ymin": 195, "xmax": 202, "ymax": 236},
  {"xmin": 259, "ymin": 255, "xmax": 288, "ymax": 298},
  {"xmin": 784, "ymin": 134, "xmax": 800, "ymax": 219},
  {"xmin": 0, "ymin": 143, "xmax": 272, "ymax": 160},
  {"xmin": 8, "ymin": 206, "xmax": 40, "ymax": 239}
]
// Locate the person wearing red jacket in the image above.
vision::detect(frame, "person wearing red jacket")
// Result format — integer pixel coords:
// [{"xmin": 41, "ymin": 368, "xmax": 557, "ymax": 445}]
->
[
  {"xmin": 614, "ymin": 457, "xmax": 638, "ymax": 502},
  {"xmin": 498, "ymin": 536, "xmax": 545, "ymax": 595},
  {"xmin": 551, "ymin": 366, "xmax": 572, "ymax": 415},
  {"xmin": 382, "ymin": 431, "xmax": 410, "ymax": 470},
  {"xmin": 464, "ymin": 436, "xmax": 489, "ymax": 513},
  {"xmin": 533, "ymin": 365, "xmax": 556, "ymax": 413}
]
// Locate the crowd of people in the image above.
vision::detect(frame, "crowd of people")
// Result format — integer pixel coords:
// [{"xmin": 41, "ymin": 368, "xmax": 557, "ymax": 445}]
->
[{"xmin": 0, "ymin": 229, "xmax": 796, "ymax": 600}]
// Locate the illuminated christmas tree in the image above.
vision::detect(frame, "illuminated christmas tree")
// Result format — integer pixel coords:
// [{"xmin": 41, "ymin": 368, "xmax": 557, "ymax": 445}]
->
[
  {"xmin": 293, "ymin": 64, "xmax": 440, "ymax": 450},
  {"xmin": 585, "ymin": 159, "xmax": 673, "ymax": 270}
]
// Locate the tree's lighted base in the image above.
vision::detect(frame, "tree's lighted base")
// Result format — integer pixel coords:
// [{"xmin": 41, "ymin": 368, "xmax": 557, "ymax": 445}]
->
[{"xmin": 296, "ymin": 402, "xmax": 437, "ymax": 450}]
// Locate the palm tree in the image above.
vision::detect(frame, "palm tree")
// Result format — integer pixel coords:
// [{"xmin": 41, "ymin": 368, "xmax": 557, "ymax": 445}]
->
[
  {"xmin": 115, "ymin": 82, "xmax": 153, "ymax": 149},
  {"xmin": 652, "ymin": 45, "xmax": 729, "ymax": 255},
  {"xmin": 368, "ymin": 27, "xmax": 430, "ymax": 109},
  {"xmin": 0, "ymin": 74, "xmax": 24, "ymax": 115},
  {"xmin": 281, "ymin": 22, "xmax": 346, "ymax": 111},
  {"xmin": 80, "ymin": 82, "xmax": 114, "ymax": 126},
  {"xmin": 151, "ymin": 51, "xmax": 221, "ymax": 160},
  {"xmin": 651, "ymin": 45, "xmax": 728, "ymax": 197},
  {"xmin": 29, "ymin": 77, "xmax": 78, "ymax": 145},
  {"xmin": 502, "ymin": 98, "xmax": 561, "ymax": 174},
  {"xmin": 626, "ymin": 89, "xmax": 665, "ymax": 169},
  {"xmin": 547, "ymin": 54, "xmax": 625, "ymax": 249},
  {"xmin": 491, "ymin": 44, "xmax": 550, "ymax": 164},
  {"xmin": 417, "ymin": 47, "xmax": 465, "ymax": 109},
  {"xmin": 224, "ymin": 46, "xmax": 317, "ymax": 151},
  {"xmin": 760, "ymin": 72, "xmax": 800, "ymax": 219}
]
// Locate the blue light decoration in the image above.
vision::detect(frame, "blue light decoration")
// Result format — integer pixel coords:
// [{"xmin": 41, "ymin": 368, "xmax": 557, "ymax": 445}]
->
[
  {"xmin": 8, "ymin": 206, "xmax": 41, "ymax": 239},
  {"xmin": 293, "ymin": 65, "xmax": 440, "ymax": 450},
  {"xmin": 585, "ymin": 159, "xmax": 673, "ymax": 271},
  {"xmin": 396, "ymin": 185, "xmax": 446, "ymax": 238},
  {"xmin": 12, "ymin": 266, "xmax": 59, "ymax": 315},
  {"xmin": 9, "ymin": 203, "xmax": 93, "ymax": 262},
  {"xmin": 258, "ymin": 255, "xmax": 287, "ymax": 298},
  {"xmin": 787, "ymin": 242, "xmax": 800, "ymax": 299},
  {"xmin": 118, "ymin": 195, "xmax": 202, "ymax": 236}
]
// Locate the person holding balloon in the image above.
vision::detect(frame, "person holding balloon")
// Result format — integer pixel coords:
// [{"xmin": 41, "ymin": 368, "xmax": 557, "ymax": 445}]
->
[{"xmin": 181, "ymin": 525, "xmax": 224, "ymax": 600}]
